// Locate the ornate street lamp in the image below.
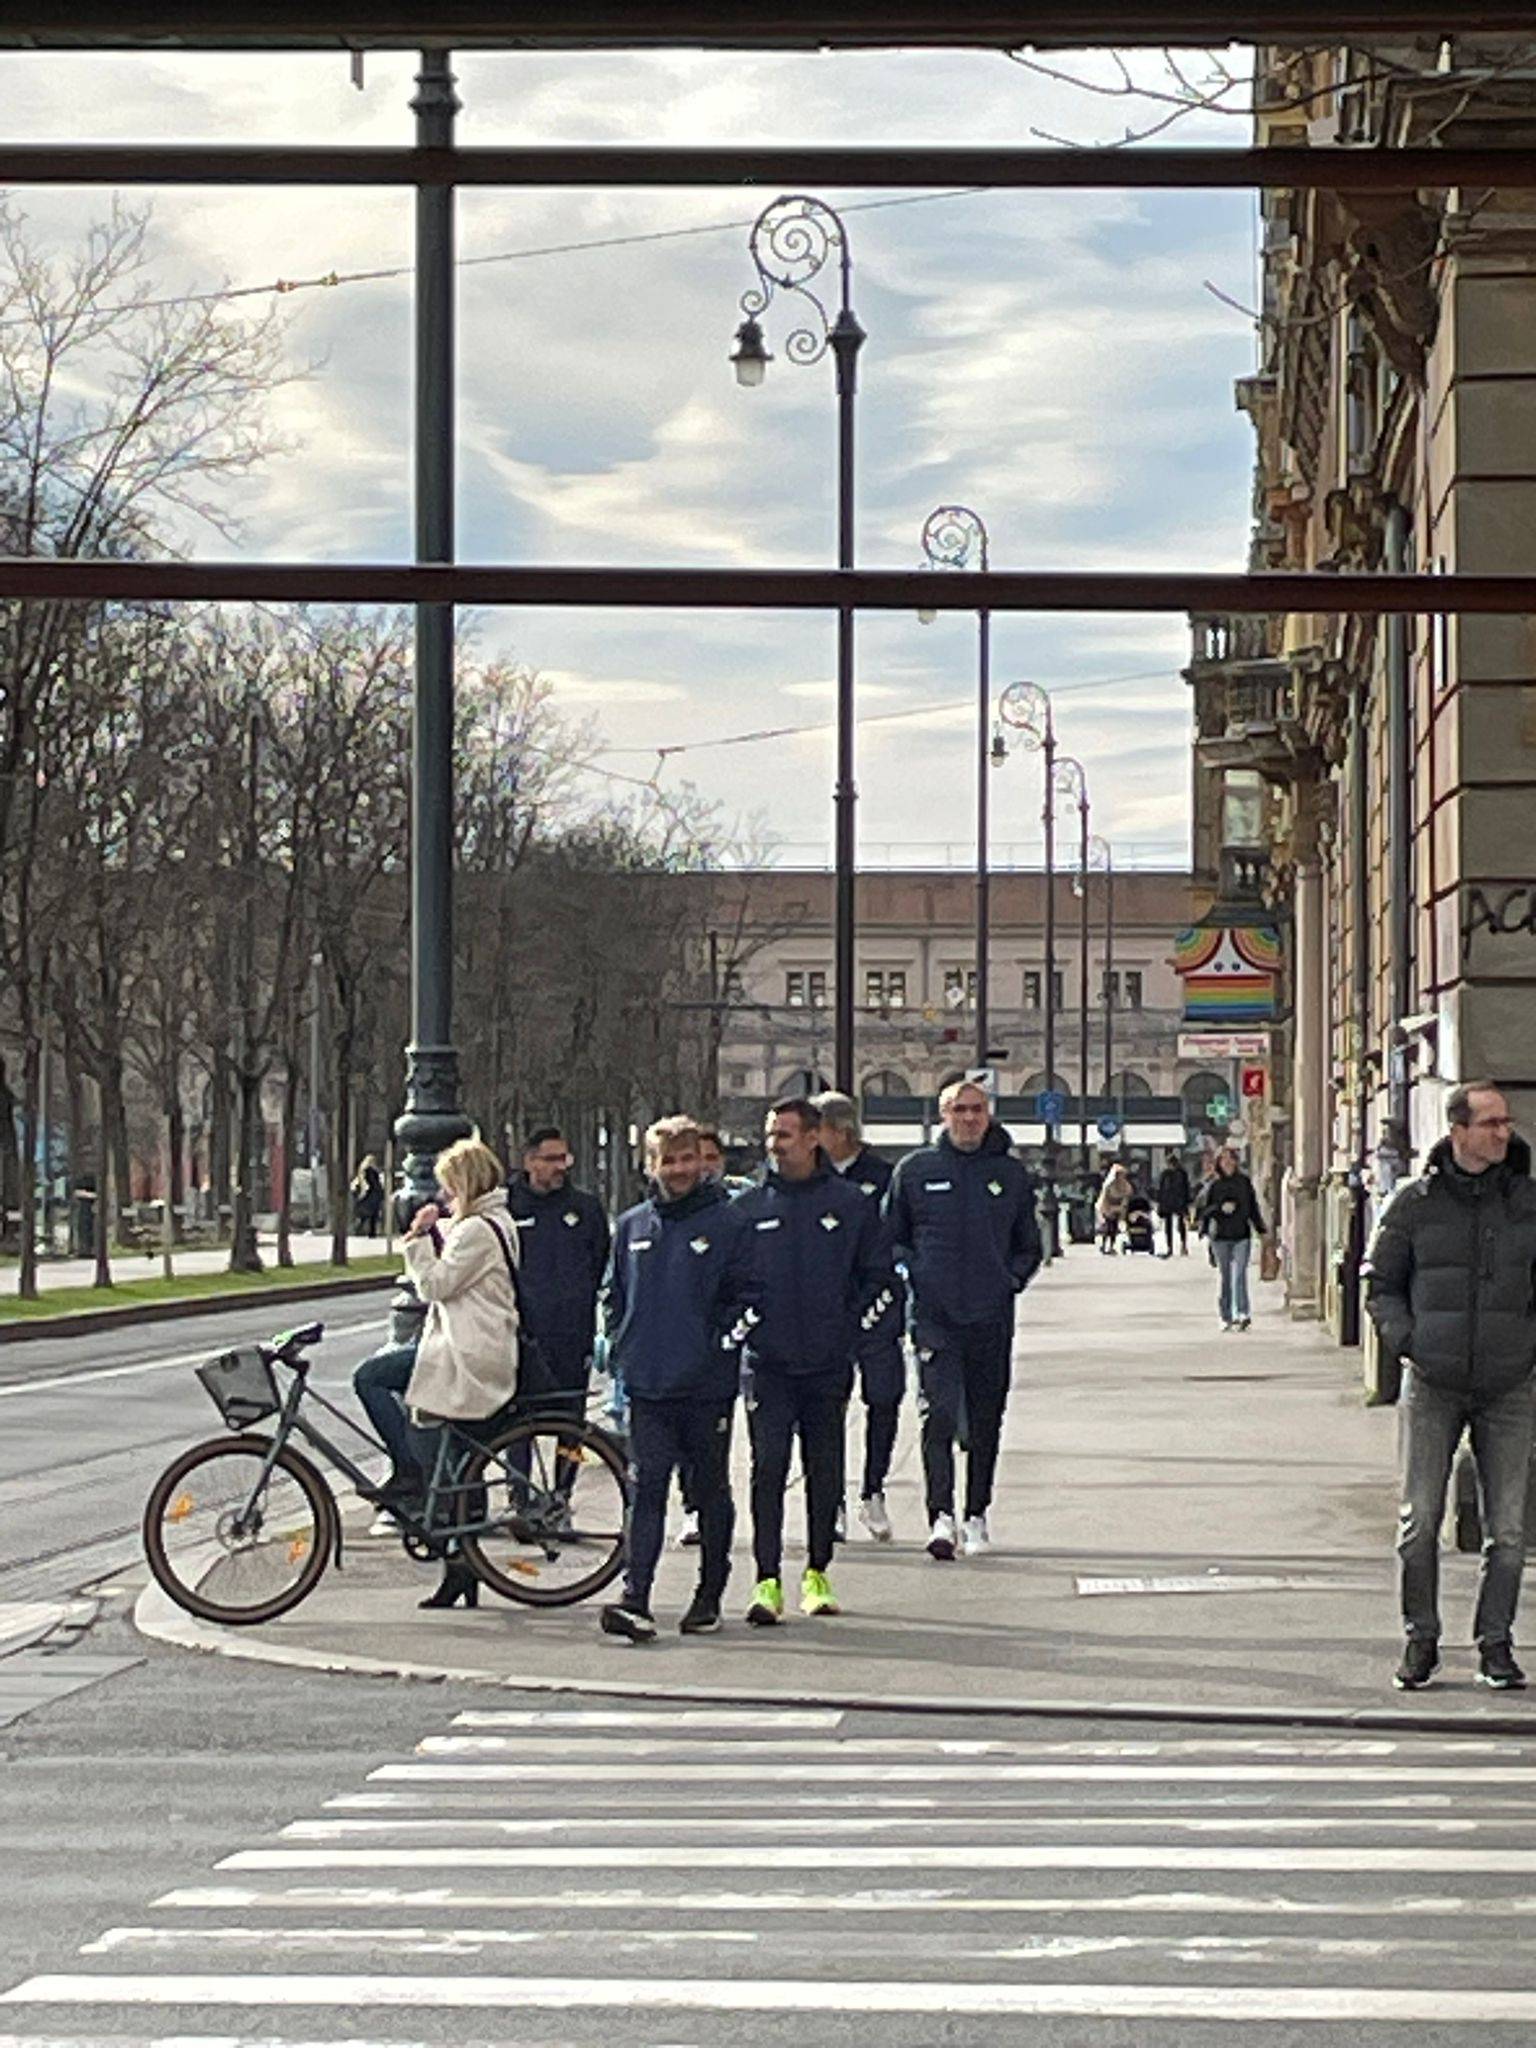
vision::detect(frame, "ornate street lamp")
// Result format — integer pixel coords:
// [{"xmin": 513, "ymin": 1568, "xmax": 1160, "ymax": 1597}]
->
[
  {"xmin": 1087, "ymin": 832, "xmax": 1117, "ymax": 1115},
  {"xmin": 999, "ymin": 679, "xmax": 1062, "ymax": 1255},
  {"xmin": 917, "ymin": 504, "xmax": 991, "ymax": 1067},
  {"xmin": 1054, "ymin": 754, "xmax": 1091, "ymax": 1176},
  {"xmin": 732, "ymin": 194, "xmax": 865, "ymax": 1093}
]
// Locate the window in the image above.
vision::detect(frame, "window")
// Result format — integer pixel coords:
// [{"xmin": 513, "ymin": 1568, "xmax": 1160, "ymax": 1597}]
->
[
  {"xmin": 1023, "ymin": 969, "xmax": 1065, "ymax": 1011},
  {"xmin": 864, "ymin": 968, "xmax": 906, "ymax": 1010},
  {"xmin": 721, "ymin": 965, "xmax": 745, "ymax": 1001},
  {"xmin": 861, "ymin": 1067, "xmax": 912, "ymax": 1101},
  {"xmin": 943, "ymin": 967, "xmax": 977, "ymax": 1010},
  {"xmin": 1104, "ymin": 969, "xmax": 1144, "ymax": 1009},
  {"xmin": 785, "ymin": 969, "xmax": 827, "ymax": 1008}
]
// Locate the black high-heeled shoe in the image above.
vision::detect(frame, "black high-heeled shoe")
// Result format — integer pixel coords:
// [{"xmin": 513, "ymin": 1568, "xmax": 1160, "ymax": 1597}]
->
[{"xmin": 419, "ymin": 1561, "xmax": 479, "ymax": 1610}]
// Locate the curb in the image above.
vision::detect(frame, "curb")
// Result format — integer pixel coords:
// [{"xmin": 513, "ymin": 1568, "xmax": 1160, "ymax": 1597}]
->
[
  {"xmin": 0, "ymin": 1271, "xmax": 396, "ymax": 1345},
  {"xmin": 131, "ymin": 1578, "xmax": 1536, "ymax": 1738}
]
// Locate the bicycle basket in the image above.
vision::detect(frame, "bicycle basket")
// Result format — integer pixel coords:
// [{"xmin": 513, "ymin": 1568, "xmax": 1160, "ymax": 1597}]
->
[{"xmin": 195, "ymin": 1347, "xmax": 280, "ymax": 1427}]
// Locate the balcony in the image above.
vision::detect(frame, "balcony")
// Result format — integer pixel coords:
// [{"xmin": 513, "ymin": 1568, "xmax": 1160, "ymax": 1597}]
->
[{"xmin": 1193, "ymin": 665, "xmax": 1318, "ymax": 783}]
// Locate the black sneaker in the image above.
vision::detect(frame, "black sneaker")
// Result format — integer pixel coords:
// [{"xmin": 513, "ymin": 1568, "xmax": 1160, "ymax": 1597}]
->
[
  {"xmin": 1393, "ymin": 1639, "xmax": 1440, "ymax": 1690},
  {"xmin": 1479, "ymin": 1643, "xmax": 1528, "ymax": 1690},
  {"xmin": 600, "ymin": 1602, "xmax": 657, "ymax": 1643},
  {"xmin": 679, "ymin": 1594, "xmax": 722, "ymax": 1635}
]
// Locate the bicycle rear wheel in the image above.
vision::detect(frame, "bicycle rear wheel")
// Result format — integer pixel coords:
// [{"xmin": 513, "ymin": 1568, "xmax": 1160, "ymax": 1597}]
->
[
  {"xmin": 143, "ymin": 1435, "xmax": 336, "ymax": 1626},
  {"xmin": 459, "ymin": 1416, "xmax": 627, "ymax": 1608}
]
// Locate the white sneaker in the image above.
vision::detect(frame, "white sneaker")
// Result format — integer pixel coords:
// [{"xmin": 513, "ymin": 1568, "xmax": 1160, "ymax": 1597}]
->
[
  {"xmin": 927, "ymin": 1512, "xmax": 958, "ymax": 1561},
  {"xmin": 960, "ymin": 1513, "xmax": 991, "ymax": 1557},
  {"xmin": 367, "ymin": 1510, "xmax": 397, "ymax": 1538},
  {"xmin": 859, "ymin": 1493, "xmax": 894, "ymax": 1543},
  {"xmin": 676, "ymin": 1510, "xmax": 701, "ymax": 1549}
]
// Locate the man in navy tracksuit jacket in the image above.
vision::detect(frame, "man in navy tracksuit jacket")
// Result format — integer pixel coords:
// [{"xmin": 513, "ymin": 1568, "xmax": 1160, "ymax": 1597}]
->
[
  {"xmin": 506, "ymin": 1126, "xmax": 610, "ymax": 1413},
  {"xmin": 733, "ymin": 1098, "xmax": 896, "ymax": 1623},
  {"xmin": 599, "ymin": 1115, "xmax": 758, "ymax": 1642},
  {"xmin": 887, "ymin": 1080, "xmax": 1042, "ymax": 1560},
  {"xmin": 813, "ymin": 1089, "xmax": 906, "ymax": 1538}
]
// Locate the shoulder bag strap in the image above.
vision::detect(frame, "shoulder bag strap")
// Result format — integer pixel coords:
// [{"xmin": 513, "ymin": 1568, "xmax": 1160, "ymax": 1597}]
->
[{"xmin": 481, "ymin": 1213, "xmax": 527, "ymax": 1320}]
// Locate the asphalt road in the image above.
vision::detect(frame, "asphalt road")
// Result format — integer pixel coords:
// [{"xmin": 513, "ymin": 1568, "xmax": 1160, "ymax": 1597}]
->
[{"xmin": 0, "ymin": 1292, "xmax": 392, "ymax": 1605}]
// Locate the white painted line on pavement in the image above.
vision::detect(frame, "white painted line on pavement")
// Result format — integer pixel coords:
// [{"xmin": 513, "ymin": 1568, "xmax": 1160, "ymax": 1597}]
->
[
  {"xmin": 152, "ymin": 1882, "xmax": 1527, "ymax": 1917},
  {"xmin": 414, "ymin": 1733, "xmax": 1536, "ymax": 1764},
  {"xmin": 450, "ymin": 1709, "xmax": 841, "ymax": 1730},
  {"xmin": 216, "ymin": 1843, "xmax": 1536, "ymax": 1873},
  {"xmin": 324, "ymin": 1787, "xmax": 1498, "ymax": 1815},
  {"xmin": 81, "ymin": 1925, "xmax": 756, "ymax": 1954},
  {"xmin": 372, "ymin": 1760, "xmax": 1536, "ymax": 1786},
  {"xmin": 0, "ymin": 1603, "xmax": 67, "ymax": 1657},
  {"xmin": 0, "ymin": 1316, "xmax": 386, "ymax": 1400},
  {"xmin": 278, "ymin": 1812, "xmax": 1519, "ymax": 1839},
  {"xmin": 13, "ymin": 1974, "xmax": 1536, "ymax": 2020}
]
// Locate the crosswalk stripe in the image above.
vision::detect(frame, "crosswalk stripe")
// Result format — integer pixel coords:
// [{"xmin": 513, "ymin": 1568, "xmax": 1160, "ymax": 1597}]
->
[
  {"xmin": 415, "ymin": 1734, "xmax": 1536, "ymax": 1767},
  {"xmin": 153, "ymin": 1881, "xmax": 1536, "ymax": 1917},
  {"xmin": 11, "ymin": 1974, "xmax": 1536, "ymax": 2019},
  {"xmin": 371, "ymin": 1759, "xmax": 1536, "ymax": 1784},
  {"xmin": 280, "ymin": 1813, "xmax": 1529, "ymax": 1837},
  {"xmin": 449, "ymin": 1709, "xmax": 841, "ymax": 1729},
  {"xmin": 217, "ymin": 1843, "xmax": 1536, "ymax": 1873},
  {"xmin": 323, "ymin": 1787, "xmax": 1516, "ymax": 1813}
]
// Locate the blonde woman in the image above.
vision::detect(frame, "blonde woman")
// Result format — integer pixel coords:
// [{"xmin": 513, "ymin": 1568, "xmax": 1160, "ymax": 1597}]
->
[{"xmin": 398, "ymin": 1138, "xmax": 521, "ymax": 1608}]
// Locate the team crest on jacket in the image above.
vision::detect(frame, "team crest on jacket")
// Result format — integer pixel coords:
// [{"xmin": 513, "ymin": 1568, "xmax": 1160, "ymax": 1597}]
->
[
  {"xmin": 820, "ymin": 1213, "xmax": 841, "ymax": 1231},
  {"xmin": 563, "ymin": 1211, "xmax": 580, "ymax": 1227},
  {"xmin": 689, "ymin": 1235, "xmax": 711, "ymax": 1254},
  {"xmin": 987, "ymin": 1180, "xmax": 1004, "ymax": 1196},
  {"xmin": 859, "ymin": 1181, "xmax": 878, "ymax": 1196}
]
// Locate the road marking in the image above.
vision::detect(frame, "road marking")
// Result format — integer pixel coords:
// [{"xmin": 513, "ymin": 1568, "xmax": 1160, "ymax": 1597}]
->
[
  {"xmin": 322, "ymin": 1787, "xmax": 1498, "ymax": 1814},
  {"xmin": 82, "ymin": 1925, "xmax": 756, "ymax": 1954},
  {"xmin": 281, "ymin": 1813, "xmax": 1520, "ymax": 1839},
  {"xmin": 450, "ymin": 1709, "xmax": 841, "ymax": 1730},
  {"xmin": 13, "ymin": 1974, "xmax": 1536, "ymax": 2019},
  {"xmin": 153, "ymin": 1882, "xmax": 1526, "ymax": 1917},
  {"xmin": 0, "ymin": 1317, "xmax": 385, "ymax": 1401},
  {"xmin": 217, "ymin": 1843, "xmax": 1536, "ymax": 1873},
  {"xmin": 414, "ymin": 1734, "xmax": 1536, "ymax": 1767},
  {"xmin": 0, "ymin": 1603, "xmax": 67, "ymax": 1656},
  {"xmin": 372, "ymin": 1760, "xmax": 1536, "ymax": 1786}
]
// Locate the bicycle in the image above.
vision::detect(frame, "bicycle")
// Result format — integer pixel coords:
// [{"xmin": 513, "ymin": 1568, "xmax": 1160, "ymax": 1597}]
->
[{"xmin": 142, "ymin": 1320, "xmax": 629, "ymax": 1628}]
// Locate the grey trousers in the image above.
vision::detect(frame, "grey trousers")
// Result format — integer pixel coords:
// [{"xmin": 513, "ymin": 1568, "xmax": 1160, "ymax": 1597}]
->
[{"xmin": 1398, "ymin": 1367, "xmax": 1536, "ymax": 1647}]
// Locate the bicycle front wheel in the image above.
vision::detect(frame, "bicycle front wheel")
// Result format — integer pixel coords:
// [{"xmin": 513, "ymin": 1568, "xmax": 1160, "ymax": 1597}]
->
[
  {"xmin": 143, "ymin": 1435, "xmax": 336, "ymax": 1627},
  {"xmin": 459, "ymin": 1417, "xmax": 628, "ymax": 1608}
]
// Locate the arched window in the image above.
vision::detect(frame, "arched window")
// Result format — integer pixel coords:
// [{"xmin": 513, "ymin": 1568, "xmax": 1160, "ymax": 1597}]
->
[
  {"xmin": 1019, "ymin": 1071, "xmax": 1071, "ymax": 1098},
  {"xmin": 861, "ymin": 1068, "xmax": 912, "ymax": 1101},
  {"xmin": 1107, "ymin": 1069, "xmax": 1154, "ymax": 1100},
  {"xmin": 774, "ymin": 1069, "xmax": 832, "ymax": 1098},
  {"xmin": 1181, "ymin": 1070, "xmax": 1230, "ymax": 1129}
]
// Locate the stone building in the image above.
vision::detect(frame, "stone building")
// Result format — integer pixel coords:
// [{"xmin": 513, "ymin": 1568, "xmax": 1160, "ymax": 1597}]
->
[{"xmin": 1187, "ymin": 38, "xmax": 1536, "ymax": 1359}]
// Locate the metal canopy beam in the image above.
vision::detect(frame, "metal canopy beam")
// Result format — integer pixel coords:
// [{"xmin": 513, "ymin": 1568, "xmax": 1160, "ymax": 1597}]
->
[
  {"xmin": 6, "ymin": 143, "xmax": 1536, "ymax": 190},
  {"xmin": 2, "ymin": 559, "xmax": 1531, "ymax": 615},
  {"xmin": 11, "ymin": 2, "xmax": 1536, "ymax": 48}
]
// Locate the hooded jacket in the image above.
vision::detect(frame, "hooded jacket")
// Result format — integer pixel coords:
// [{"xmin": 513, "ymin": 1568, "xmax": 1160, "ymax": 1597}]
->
[
  {"xmin": 603, "ymin": 1179, "xmax": 759, "ymax": 1403},
  {"xmin": 1365, "ymin": 1132, "xmax": 1536, "ymax": 1398},
  {"xmin": 886, "ymin": 1123, "xmax": 1042, "ymax": 1340},
  {"xmin": 506, "ymin": 1176, "xmax": 611, "ymax": 1360},
  {"xmin": 732, "ymin": 1162, "xmax": 897, "ymax": 1377},
  {"xmin": 403, "ymin": 1190, "xmax": 521, "ymax": 1420}
]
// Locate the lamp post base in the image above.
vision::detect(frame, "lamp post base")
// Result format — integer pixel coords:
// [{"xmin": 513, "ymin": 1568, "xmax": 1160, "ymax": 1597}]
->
[{"xmin": 390, "ymin": 1040, "xmax": 473, "ymax": 1346}]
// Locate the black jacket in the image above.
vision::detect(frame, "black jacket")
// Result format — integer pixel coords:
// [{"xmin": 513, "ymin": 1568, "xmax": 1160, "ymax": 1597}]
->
[
  {"xmin": 732, "ymin": 1164, "xmax": 896, "ymax": 1376},
  {"xmin": 887, "ymin": 1123, "xmax": 1042, "ymax": 1341},
  {"xmin": 603, "ymin": 1181, "xmax": 758, "ymax": 1403},
  {"xmin": 1365, "ymin": 1134, "xmax": 1536, "ymax": 1398},
  {"xmin": 1196, "ymin": 1169, "xmax": 1265, "ymax": 1243},
  {"xmin": 506, "ymin": 1177, "xmax": 611, "ymax": 1360},
  {"xmin": 832, "ymin": 1146, "xmax": 905, "ymax": 1361},
  {"xmin": 1155, "ymin": 1164, "xmax": 1192, "ymax": 1217}
]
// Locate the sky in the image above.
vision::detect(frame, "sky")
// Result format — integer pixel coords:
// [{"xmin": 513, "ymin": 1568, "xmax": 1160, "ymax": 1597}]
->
[{"xmin": 4, "ymin": 43, "xmax": 1262, "ymax": 868}]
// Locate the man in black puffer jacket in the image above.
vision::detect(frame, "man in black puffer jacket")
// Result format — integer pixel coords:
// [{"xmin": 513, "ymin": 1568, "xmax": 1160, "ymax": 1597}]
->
[
  {"xmin": 1366, "ymin": 1081, "xmax": 1536, "ymax": 1693},
  {"xmin": 888, "ymin": 1079, "xmax": 1042, "ymax": 1562}
]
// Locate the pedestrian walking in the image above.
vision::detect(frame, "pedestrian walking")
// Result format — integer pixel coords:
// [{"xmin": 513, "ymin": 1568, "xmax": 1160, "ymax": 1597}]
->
[
  {"xmin": 813, "ymin": 1089, "xmax": 906, "ymax": 1542},
  {"xmin": 1194, "ymin": 1146, "xmax": 1266, "ymax": 1329},
  {"xmin": 599, "ymin": 1116, "xmax": 758, "ymax": 1643},
  {"xmin": 507, "ymin": 1125, "xmax": 610, "ymax": 1421},
  {"xmin": 350, "ymin": 1154, "xmax": 384, "ymax": 1237},
  {"xmin": 887, "ymin": 1080, "xmax": 1042, "ymax": 1561},
  {"xmin": 1095, "ymin": 1162, "xmax": 1134, "ymax": 1254},
  {"xmin": 673, "ymin": 1124, "xmax": 740, "ymax": 1550},
  {"xmin": 734, "ymin": 1098, "xmax": 895, "ymax": 1624},
  {"xmin": 1365, "ymin": 1081, "xmax": 1536, "ymax": 1693},
  {"xmin": 396, "ymin": 1137, "xmax": 523, "ymax": 1611},
  {"xmin": 1155, "ymin": 1151, "xmax": 1193, "ymax": 1257}
]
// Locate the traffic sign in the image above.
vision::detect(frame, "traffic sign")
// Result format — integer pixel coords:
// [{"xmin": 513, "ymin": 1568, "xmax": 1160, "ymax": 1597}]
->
[
  {"xmin": 965, "ymin": 1066, "xmax": 999, "ymax": 1098},
  {"xmin": 1036, "ymin": 1089, "xmax": 1067, "ymax": 1127},
  {"xmin": 1097, "ymin": 1114, "xmax": 1122, "ymax": 1141},
  {"xmin": 1240, "ymin": 1064, "xmax": 1267, "ymax": 1099}
]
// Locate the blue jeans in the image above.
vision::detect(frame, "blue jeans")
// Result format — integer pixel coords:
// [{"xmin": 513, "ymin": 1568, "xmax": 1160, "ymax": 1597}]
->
[
  {"xmin": 352, "ymin": 1342, "xmax": 419, "ymax": 1478},
  {"xmin": 1398, "ymin": 1368, "xmax": 1536, "ymax": 1647},
  {"xmin": 1213, "ymin": 1237, "xmax": 1252, "ymax": 1324}
]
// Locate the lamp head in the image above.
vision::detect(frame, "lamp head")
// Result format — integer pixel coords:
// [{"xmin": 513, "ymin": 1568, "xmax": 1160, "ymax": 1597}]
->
[
  {"xmin": 989, "ymin": 726, "xmax": 1008, "ymax": 767},
  {"xmin": 730, "ymin": 317, "xmax": 771, "ymax": 388}
]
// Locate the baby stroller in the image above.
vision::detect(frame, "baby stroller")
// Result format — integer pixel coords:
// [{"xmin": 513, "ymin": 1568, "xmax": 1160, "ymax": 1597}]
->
[{"xmin": 1122, "ymin": 1192, "xmax": 1157, "ymax": 1255}]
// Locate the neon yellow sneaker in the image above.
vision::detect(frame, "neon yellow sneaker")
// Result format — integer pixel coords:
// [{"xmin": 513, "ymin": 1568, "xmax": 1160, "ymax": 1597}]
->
[
  {"xmin": 747, "ymin": 1576, "xmax": 785, "ymax": 1627},
  {"xmin": 801, "ymin": 1567, "xmax": 840, "ymax": 1617}
]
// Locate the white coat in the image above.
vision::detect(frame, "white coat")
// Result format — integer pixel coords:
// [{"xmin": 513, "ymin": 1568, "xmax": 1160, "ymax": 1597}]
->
[{"xmin": 403, "ymin": 1190, "xmax": 520, "ymax": 1420}]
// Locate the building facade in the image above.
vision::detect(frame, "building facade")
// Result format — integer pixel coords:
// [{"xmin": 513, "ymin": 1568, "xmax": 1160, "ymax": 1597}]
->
[{"xmin": 1188, "ymin": 38, "xmax": 1536, "ymax": 1358}]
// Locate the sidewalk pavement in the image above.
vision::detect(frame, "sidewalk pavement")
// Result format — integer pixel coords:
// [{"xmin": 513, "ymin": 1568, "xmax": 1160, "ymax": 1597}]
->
[
  {"xmin": 136, "ymin": 1248, "xmax": 1536, "ymax": 1725},
  {"xmin": 5, "ymin": 1230, "xmax": 390, "ymax": 1296}
]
